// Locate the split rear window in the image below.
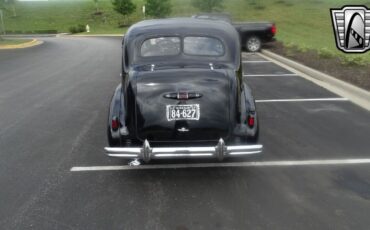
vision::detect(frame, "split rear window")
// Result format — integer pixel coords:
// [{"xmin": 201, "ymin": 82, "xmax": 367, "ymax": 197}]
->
[
  {"xmin": 141, "ymin": 37, "xmax": 181, "ymax": 57},
  {"xmin": 140, "ymin": 36, "xmax": 224, "ymax": 57},
  {"xmin": 184, "ymin": 37, "xmax": 224, "ymax": 56}
]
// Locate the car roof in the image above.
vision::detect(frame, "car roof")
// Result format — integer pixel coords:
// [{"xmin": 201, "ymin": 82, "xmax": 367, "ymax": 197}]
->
[
  {"xmin": 123, "ymin": 18, "xmax": 240, "ymax": 70},
  {"xmin": 125, "ymin": 18, "xmax": 235, "ymax": 37}
]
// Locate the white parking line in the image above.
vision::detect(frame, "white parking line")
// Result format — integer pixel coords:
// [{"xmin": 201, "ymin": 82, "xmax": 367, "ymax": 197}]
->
[
  {"xmin": 242, "ymin": 60, "xmax": 271, "ymax": 63},
  {"xmin": 255, "ymin": 98, "xmax": 349, "ymax": 103},
  {"xmin": 243, "ymin": 73, "xmax": 298, "ymax": 77},
  {"xmin": 70, "ymin": 158, "xmax": 370, "ymax": 172}
]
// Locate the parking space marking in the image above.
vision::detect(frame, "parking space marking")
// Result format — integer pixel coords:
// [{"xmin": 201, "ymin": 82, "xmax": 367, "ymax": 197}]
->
[
  {"xmin": 243, "ymin": 74, "xmax": 299, "ymax": 77},
  {"xmin": 242, "ymin": 60, "xmax": 271, "ymax": 63},
  {"xmin": 255, "ymin": 98, "xmax": 349, "ymax": 103},
  {"xmin": 70, "ymin": 158, "xmax": 370, "ymax": 172}
]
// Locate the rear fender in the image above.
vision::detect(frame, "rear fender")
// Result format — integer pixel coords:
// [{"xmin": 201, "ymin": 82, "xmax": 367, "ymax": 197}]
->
[
  {"xmin": 242, "ymin": 82, "xmax": 256, "ymax": 112},
  {"xmin": 108, "ymin": 84, "xmax": 126, "ymax": 140},
  {"xmin": 234, "ymin": 83, "xmax": 258, "ymax": 137}
]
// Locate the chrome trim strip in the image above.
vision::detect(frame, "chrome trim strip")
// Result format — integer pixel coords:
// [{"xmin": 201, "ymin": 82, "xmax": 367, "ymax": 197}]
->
[
  {"xmin": 154, "ymin": 153, "xmax": 214, "ymax": 158},
  {"xmin": 108, "ymin": 154, "xmax": 139, "ymax": 158},
  {"xmin": 228, "ymin": 151, "xmax": 262, "ymax": 155},
  {"xmin": 152, "ymin": 147, "xmax": 215, "ymax": 153},
  {"xmin": 226, "ymin": 145, "xmax": 263, "ymax": 151},
  {"xmin": 104, "ymin": 147, "xmax": 141, "ymax": 154}
]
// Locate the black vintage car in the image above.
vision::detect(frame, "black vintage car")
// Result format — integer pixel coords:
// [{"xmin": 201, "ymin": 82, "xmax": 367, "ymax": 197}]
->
[{"xmin": 105, "ymin": 18, "xmax": 262, "ymax": 163}]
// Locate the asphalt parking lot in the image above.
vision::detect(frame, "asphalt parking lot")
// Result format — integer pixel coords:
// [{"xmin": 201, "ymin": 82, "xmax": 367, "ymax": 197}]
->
[{"xmin": 1, "ymin": 36, "xmax": 370, "ymax": 230}]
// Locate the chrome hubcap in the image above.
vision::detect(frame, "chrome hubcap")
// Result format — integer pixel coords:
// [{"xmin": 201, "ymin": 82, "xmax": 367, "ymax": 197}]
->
[{"xmin": 247, "ymin": 38, "xmax": 261, "ymax": 52}]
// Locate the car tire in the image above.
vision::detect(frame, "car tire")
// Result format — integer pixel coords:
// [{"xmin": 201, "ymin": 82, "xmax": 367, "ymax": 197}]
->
[
  {"xmin": 245, "ymin": 118, "xmax": 260, "ymax": 144},
  {"xmin": 107, "ymin": 127, "xmax": 119, "ymax": 147},
  {"xmin": 246, "ymin": 36, "xmax": 261, "ymax": 52},
  {"xmin": 247, "ymin": 127, "xmax": 259, "ymax": 143}
]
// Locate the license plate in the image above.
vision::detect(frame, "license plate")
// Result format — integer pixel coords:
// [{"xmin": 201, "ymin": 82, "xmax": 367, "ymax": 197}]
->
[{"xmin": 166, "ymin": 104, "xmax": 200, "ymax": 121}]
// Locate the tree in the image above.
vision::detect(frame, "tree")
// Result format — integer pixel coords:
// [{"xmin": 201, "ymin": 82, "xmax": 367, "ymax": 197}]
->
[
  {"xmin": 0, "ymin": 1, "xmax": 5, "ymax": 37},
  {"xmin": 145, "ymin": 0, "xmax": 171, "ymax": 18},
  {"xmin": 112, "ymin": 0, "xmax": 136, "ymax": 26},
  {"xmin": 191, "ymin": 0, "xmax": 224, "ymax": 12},
  {"xmin": 5, "ymin": 0, "xmax": 16, "ymax": 17}
]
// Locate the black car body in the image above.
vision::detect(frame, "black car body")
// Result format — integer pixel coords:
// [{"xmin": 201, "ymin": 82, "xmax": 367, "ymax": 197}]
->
[
  {"xmin": 192, "ymin": 13, "xmax": 276, "ymax": 52},
  {"xmin": 105, "ymin": 18, "xmax": 262, "ymax": 162}
]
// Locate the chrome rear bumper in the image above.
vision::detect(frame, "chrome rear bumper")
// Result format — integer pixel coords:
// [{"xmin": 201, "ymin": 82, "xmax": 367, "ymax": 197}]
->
[{"xmin": 105, "ymin": 138, "xmax": 262, "ymax": 162}]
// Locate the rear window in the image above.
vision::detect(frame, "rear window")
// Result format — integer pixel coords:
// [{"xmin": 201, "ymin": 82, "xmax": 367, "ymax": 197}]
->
[
  {"xmin": 184, "ymin": 37, "xmax": 224, "ymax": 56},
  {"xmin": 141, "ymin": 37, "xmax": 181, "ymax": 57}
]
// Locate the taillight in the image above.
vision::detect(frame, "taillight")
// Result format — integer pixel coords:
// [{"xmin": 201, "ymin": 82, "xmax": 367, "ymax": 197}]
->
[
  {"xmin": 247, "ymin": 116, "xmax": 255, "ymax": 128},
  {"xmin": 111, "ymin": 117, "xmax": 119, "ymax": 131},
  {"xmin": 271, "ymin": 24, "xmax": 277, "ymax": 35}
]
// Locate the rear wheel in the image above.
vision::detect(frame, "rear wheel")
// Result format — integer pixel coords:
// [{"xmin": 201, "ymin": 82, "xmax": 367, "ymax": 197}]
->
[
  {"xmin": 246, "ymin": 126, "xmax": 259, "ymax": 143},
  {"xmin": 107, "ymin": 127, "xmax": 119, "ymax": 147},
  {"xmin": 244, "ymin": 118, "xmax": 260, "ymax": 144},
  {"xmin": 246, "ymin": 36, "xmax": 261, "ymax": 52}
]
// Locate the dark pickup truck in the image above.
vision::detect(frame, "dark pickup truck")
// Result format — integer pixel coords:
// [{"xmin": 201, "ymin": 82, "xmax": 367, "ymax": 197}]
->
[{"xmin": 192, "ymin": 13, "xmax": 276, "ymax": 52}]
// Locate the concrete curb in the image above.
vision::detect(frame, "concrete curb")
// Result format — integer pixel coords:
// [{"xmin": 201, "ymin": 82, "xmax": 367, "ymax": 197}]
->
[
  {"xmin": 260, "ymin": 49, "xmax": 370, "ymax": 111},
  {"xmin": 3, "ymin": 34, "xmax": 56, "ymax": 37},
  {"xmin": 67, "ymin": 34, "xmax": 123, "ymax": 37},
  {"xmin": 0, "ymin": 39, "xmax": 43, "ymax": 49}
]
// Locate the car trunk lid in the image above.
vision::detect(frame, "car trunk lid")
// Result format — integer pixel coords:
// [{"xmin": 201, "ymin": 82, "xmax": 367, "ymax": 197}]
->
[{"xmin": 135, "ymin": 69, "xmax": 232, "ymax": 142}]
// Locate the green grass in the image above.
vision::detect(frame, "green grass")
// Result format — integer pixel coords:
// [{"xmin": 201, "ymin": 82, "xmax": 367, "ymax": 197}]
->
[
  {"xmin": 227, "ymin": 0, "xmax": 370, "ymax": 63},
  {"xmin": 2, "ymin": 0, "xmax": 132, "ymax": 34},
  {"xmin": 1, "ymin": 0, "xmax": 370, "ymax": 62},
  {"xmin": 0, "ymin": 38, "xmax": 32, "ymax": 46}
]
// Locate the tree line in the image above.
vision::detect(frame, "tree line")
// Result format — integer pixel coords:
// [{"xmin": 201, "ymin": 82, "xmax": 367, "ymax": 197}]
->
[
  {"xmin": 0, "ymin": 0, "xmax": 225, "ymax": 36},
  {"xmin": 1, "ymin": 0, "xmax": 225, "ymax": 21},
  {"xmin": 0, "ymin": 0, "xmax": 17, "ymax": 17},
  {"xmin": 110, "ymin": 0, "xmax": 224, "ymax": 23}
]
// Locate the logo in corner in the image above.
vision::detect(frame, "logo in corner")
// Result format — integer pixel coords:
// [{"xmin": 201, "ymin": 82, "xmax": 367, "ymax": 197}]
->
[{"xmin": 331, "ymin": 5, "xmax": 370, "ymax": 53}]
